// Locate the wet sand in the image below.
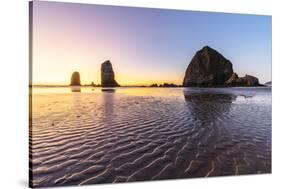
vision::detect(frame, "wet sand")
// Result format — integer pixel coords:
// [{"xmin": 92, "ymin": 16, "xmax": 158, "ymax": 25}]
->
[{"xmin": 30, "ymin": 87, "xmax": 271, "ymax": 187}]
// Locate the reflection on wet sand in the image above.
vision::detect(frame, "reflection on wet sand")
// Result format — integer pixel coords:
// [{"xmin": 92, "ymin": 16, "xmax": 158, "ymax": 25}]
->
[
  {"xmin": 183, "ymin": 90, "xmax": 237, "ymax": 103},
  {"xmin": 102, "ymin": 88, "xmax": 116, "ymax": 93},
  {"xmin": 30, "ymin": 87, "xmax": 271, "ymax": 187},
  {"xmin": 183, "ymin": 89, "xmax": 236, "ymax": 127},
  {"xmin": 71, "ymin": 86, "xmax": 81, "ymax": 92},
  {"xmin": 181, "ymin": 88, "xmax": 271, "ymax": 178}
]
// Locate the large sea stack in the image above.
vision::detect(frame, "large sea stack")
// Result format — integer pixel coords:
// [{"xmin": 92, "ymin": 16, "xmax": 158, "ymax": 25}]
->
[
  {"xmin": 183, "ymin": 46, "xmax": 233, "ymax": 87},
  {"xmin": 70, "ymin": 71, "xmax": 81, "ymax": 86},
  {"xmin": 101, "ymin": 60, "xmax": 119, "ymax": 87},
  {"xmin": 183, "ymin": 46, "xmax": 261, "ymax": 87}
]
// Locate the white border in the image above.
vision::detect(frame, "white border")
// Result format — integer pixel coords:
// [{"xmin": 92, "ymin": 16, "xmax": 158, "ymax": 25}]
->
[
  {"xmin": 36, "ymin": 0, "xmax": 273, "ymax": 15},
  {"xmin": 0, "ymin": 0, "xmax": 280, "ymax": 189}
]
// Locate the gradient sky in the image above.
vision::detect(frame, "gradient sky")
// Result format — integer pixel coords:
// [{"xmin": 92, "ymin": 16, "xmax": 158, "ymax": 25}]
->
[{"xmin": 32, "ymin": 1, "xmax": 272, "ymax": 85}]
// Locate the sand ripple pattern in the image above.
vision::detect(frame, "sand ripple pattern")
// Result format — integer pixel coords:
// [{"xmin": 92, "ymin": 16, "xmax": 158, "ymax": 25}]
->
[{"xmin": 30, "ymin": 87, "xmax": 271, "ymax": 187}]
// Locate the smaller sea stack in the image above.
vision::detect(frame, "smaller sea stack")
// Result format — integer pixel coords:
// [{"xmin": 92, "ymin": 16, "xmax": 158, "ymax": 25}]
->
[
  {"xmin": 101, "ymin": 60, "xmax": 119, "ymax": 87},
  {"xmin": 70, "ymin": 71, "xmax": 81, "ymax": 86},
  {"xmin": 225, "ymin": 73, "xmax": 260, "ymax": 86}
]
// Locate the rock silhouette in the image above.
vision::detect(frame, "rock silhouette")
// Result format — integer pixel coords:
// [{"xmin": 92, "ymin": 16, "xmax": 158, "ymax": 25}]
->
[
  {"xmin": 264, "ymin": 81, "xmax": 272, "ymax": 87},
  {"xmin": 101, "ymin": 60, "xmax": 119, "ymax": 87},
  {"xmin": 183, "ymin": 46, "xmax": 233, "ymax": 87},
  {"xmin": 159, "ymin": 83, "xmax": 178, "ymax": 87},
  {"xmin": 183, "ymin": 46, "xmax": 261, "ymax": 87},
  {"xmin": 70, "ymin": 71, "xmax": 81, "ymax": 86},
  {"xmin": 226, "ymin": 73, "xmax": 260, "ymax": 86}
]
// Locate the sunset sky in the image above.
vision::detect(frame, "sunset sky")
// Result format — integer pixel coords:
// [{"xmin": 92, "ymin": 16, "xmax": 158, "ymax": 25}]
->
[{"xmin": 32, "ymin": 1, "xmax": 272, "ymax": 85}]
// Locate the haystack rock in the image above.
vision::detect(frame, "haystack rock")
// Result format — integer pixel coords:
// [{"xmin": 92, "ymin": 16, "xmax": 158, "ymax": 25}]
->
[
  {"xmin": 70, "ymin": 71, "xmax": 81, "ymax": 86},
  {"xmin": 183, "ymin": 46, "xmax": 261, "ymax": 87},
  {"xmin": 183, "ymin": 46, "xmax": 233, "ymax": 87},
  {"xmin": 101, "ymin": 60, "xmax": 119, "ymax": 87}
]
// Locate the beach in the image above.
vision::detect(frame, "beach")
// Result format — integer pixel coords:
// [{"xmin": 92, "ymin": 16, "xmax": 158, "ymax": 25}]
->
[{"xmin": 30, "ymin": 87, "xmax": 271, "ymax": 187}]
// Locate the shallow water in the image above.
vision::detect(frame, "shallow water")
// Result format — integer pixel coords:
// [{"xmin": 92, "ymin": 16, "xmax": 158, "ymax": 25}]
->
[{"xmin": 30, "ymin": 87, "xmax": 271, "ymax": 187}]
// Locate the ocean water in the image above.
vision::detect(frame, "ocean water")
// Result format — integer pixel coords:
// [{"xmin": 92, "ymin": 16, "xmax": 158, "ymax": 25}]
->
[{"xmin": 30, "ymin": 87, "xmax": 271, "ymax": 187}]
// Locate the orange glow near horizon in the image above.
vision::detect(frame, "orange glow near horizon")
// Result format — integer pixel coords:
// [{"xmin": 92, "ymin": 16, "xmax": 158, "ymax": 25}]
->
[
  {"xmin": 32, "ymin": 23, "xmax": 185, "ymax": 86},
  {"xmin": 32, "ymin": 67, "xmax": 184, "ymax": 86},
  {"xmin": 32, "ymin": 4, "xmax": 185, "ymax": 86}
]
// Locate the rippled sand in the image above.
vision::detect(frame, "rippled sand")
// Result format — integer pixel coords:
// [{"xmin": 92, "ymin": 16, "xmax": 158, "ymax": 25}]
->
[{"xmin": 30, "ymin": 87, "xmax": 271, "ymax": 187}]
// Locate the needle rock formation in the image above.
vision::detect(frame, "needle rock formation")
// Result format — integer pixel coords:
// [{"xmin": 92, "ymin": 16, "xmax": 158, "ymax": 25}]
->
[{"xmin": 101, "ymin": 60, "xmax": 120, "ymax": 87}]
